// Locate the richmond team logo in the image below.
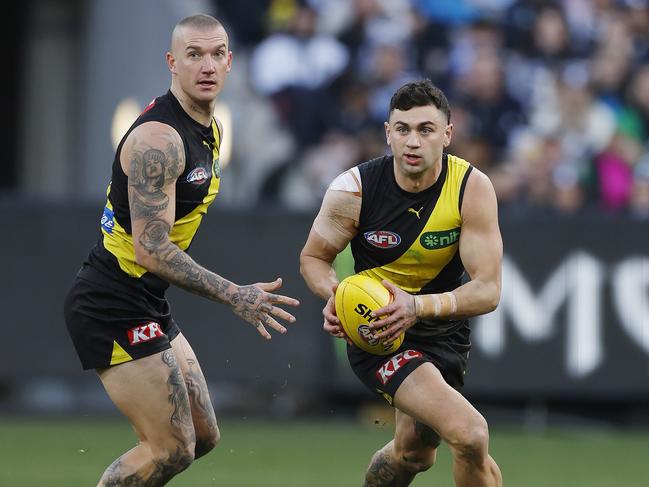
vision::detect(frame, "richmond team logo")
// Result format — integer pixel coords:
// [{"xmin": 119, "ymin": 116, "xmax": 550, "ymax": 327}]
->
[
  {"xmin": 186, "ymin": 167, "xmax": 210, "ymax": 184},
  {"xmin": 364, "ymin": 231, "xmax": 401, "ymax": 249}
]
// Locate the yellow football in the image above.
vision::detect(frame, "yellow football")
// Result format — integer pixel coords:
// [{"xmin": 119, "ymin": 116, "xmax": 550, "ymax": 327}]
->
[{"xmin": 335, "ymin": 274, "xmax": 404, "ymax": 355}]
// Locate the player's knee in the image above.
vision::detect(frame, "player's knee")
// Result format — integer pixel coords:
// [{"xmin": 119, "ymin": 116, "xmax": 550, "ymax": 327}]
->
[
  {"xmin": 447, "ymin": 418, "xmax": 490, "ymax": 465},
  {"xmin": 394, "ymin": 446, "xmax": 437, "ymax": 474},
  {"xmin": 195, "ymin": 426, "xmax": 220, "ymax": 458}
]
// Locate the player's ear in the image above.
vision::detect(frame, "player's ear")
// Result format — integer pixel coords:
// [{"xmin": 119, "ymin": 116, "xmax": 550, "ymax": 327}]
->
[
  {"xmin": 444, "ymin": 123, "xmax": 453, "ymax": 147},
  {"xmin": 166, "ymin": 52, "xmax": 176, "ymax": 74},
  {"xmin": 384, "ymin": 121, "xmax": 391, "ymax": 146},
  {"xmin": 226, "ymin": 51, "xmax": 233, "ymax": 72}
]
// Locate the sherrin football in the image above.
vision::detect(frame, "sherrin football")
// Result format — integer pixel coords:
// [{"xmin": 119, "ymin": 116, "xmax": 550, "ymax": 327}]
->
[{"xmin": 335, "ymin": 274, "xmax": 404, "ymax": 355}]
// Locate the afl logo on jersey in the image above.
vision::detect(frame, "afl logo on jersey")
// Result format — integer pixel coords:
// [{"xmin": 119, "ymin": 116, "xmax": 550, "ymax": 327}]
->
[
  {"xmin": 364, "ymin": 231, "xmax": 401, "ymax": 249},
  {"xmin": 186, "ymin": 167, "xmax": 209, "ymax": 184}
]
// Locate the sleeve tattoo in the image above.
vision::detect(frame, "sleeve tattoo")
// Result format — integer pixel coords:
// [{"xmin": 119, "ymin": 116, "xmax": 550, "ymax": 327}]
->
[{"xmin": 126, "ymin": 134, "xmax": 268, "ymax": 320}]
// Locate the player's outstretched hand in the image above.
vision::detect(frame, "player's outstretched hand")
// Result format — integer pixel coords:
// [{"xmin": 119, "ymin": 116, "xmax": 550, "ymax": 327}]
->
[
  {"xmin": 370, "ymin": 280, "xmax": 418, "ymax": 345},
  {"xmin": 231, "ymin": 278, "xmax": 300, "ymax": 340},
  {"xmin": 323, "ymin": 284, "xmax": 352, "ymax": 344}
]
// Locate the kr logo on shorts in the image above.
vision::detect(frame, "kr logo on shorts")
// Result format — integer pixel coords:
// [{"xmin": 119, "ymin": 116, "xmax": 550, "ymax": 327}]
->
[
  {"xmin": 375, "ymin": 350, "xmax": 423, "ymax": 385},
  {"xmin": 128, "ymin": 322, "xmax": 165, "ymax": 345}
]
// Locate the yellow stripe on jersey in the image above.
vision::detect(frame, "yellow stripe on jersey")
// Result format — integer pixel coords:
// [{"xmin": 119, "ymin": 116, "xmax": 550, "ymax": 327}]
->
[
  {"xmin": 170, "ymin": 120, "xmax": 221, "ymax": 250},
  {"xmin": 110, "ymin": 340, "xmax": 133, "ymax": 365},
  {"xmin": 102, "ymin": 193, "xmax": 148, "ymax": 277},
  {"xmin": 360, "ymin": 155, "xmax": 471, "ymax": 293},
  {"xmin": 103, "ymin": 120, "xmax": 221, "ymax": 278}
]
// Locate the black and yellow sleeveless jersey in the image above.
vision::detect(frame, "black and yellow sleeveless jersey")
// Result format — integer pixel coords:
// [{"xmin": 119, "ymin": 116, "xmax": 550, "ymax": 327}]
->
[
  {"xmin": 351, "ymin": 154, "xmax": 473, "ymax": 337},
  {"xmin": 87, "ymin": 90, "xmax": 221, "ymax": 295}
]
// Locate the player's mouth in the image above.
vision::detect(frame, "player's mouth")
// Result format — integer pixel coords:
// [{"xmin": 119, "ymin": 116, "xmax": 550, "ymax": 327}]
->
[
  {"xmin": 197, "ymin": 79, "xmax": 217, "ymax": 88},
  {"xmin": 404, "ymin": 153, "xmax": 422, "ymax": 165}
]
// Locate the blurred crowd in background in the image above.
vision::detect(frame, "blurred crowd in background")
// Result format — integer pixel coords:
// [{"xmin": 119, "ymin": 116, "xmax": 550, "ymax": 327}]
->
[{"xmin": 211, "ymin": 0, "xmax": 649, "ymax": 218}]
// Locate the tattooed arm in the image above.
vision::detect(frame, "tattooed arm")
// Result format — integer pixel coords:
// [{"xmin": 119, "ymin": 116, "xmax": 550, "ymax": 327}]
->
[{"xmin": 121, "ymin": 122, "xmax": 298, "ymax": 338}]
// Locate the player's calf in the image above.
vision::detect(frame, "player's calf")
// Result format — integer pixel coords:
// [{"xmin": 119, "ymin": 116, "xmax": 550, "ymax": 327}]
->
[
  {"xmin": 194, "ymin": 425, "xmax": 220, "ymax": 458},
  {"xmin": 394, "ymin": 445, "xmax": 436, "ymax": 475},
  {"xmin": 98, "ymin": 439, "xmax": 194, "ymax": 486},
  {"xmin": 152, "ymin": 442, "xmax": 195, "ymax": 480},
  {"xmin": 364, "ymin": 440, "xmax": 435, "ymax": 487},
  {"xmin": 146, "ymin": 438, "xmax": 195, "ymax": 484}
]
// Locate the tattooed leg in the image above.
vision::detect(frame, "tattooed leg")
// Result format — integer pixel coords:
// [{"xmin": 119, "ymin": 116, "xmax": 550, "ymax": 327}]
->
[
  {"xmin": 171, "ymin": 333, "xmax": 220, "ymax": 459},
  {"xmin": 96, "ymin": 350, "xmax": 196, "ymax": 486},
  {"xmin": 363, "ymin": 411, "xmax": 441, "ymax": 487},
  {"xmin": 364, "ymin": 441, "xmax": 416, "ymax": 487},
  {"xmin": 100, "ymin": 445, "xmax": 193, "ymax": 487}
]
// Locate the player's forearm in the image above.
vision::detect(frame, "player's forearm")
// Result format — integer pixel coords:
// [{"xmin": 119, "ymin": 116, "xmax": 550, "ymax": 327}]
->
[
  {"xmin": 136, "ymin": 235, "xmax": 238, "ymax": 305},
  {"xmin": 415, "ymin": 278, "xmax": 500, "ymax": 320},
  {"xmin": 299, "ymin": 255, "xmax": 338, "ymax": 301}
]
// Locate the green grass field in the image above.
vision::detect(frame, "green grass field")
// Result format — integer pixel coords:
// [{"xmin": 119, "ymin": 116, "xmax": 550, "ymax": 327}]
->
[{"xmin": 1, "ymin": 417, "xmax": 647, "ymax": 486}]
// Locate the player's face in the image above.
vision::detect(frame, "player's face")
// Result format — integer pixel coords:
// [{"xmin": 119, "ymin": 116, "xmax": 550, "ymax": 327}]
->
[
  {"xmin": 169, "ymin": 25, "xmax": 232, "ymax": 104},
  {"xmin": 385, "ymin": 105, "xmax": 452, "ymax": 179}
]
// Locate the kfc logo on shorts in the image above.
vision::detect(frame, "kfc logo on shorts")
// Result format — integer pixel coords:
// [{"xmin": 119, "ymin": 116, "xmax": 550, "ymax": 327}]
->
[
  {"xmin": 128, "ymin": 322, "xmax": 165, "ymax": 345},
  {"xmin": 376, "ymin": 350, "xmax": 423, "ymax": 385}
]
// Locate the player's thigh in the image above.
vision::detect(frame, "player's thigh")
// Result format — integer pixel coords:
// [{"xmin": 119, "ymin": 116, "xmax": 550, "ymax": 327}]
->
[
  {"xmin": 98, "ymin": 349, "xmax": 195, "ymax": 450},
  {"xmin": 170, "ymin": 333, "xmax": 218, "ymax": 438},
  {"xmin": 393, "ymin": 408, "xmax": 439, "ymax": 466},
  {"xmin": 393, "ymin": 362, "xmax": 486, "ymax": 442}
]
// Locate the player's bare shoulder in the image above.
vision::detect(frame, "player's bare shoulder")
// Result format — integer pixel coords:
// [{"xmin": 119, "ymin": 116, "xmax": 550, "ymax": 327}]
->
[
  {"xmin": 460, "ymin": 166, "xmax": 499, "ymax": 221},
  {"xmin": 315, "ymin": 167, "xmax": 362, "ymax": 240},
  {"xmin": 120, "ymin": 121, "xmax": 186, "ymax": 184},
  {"xmin": 322, "ymin": 166, "xmax": 363, "ymax": 222}
]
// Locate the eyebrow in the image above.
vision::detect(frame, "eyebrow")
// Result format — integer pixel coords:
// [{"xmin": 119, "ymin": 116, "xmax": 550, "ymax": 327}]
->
[
  {"xmin": 185, "ymin": 42, "xmax": 227, "ymax": 52},
  {"xmin": 394, "ymin": 120, "xmax": 436, "ymax": 127}
]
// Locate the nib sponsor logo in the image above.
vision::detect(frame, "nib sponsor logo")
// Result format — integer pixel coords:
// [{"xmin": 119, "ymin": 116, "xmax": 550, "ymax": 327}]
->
[
  {"xmin": 376, "ymin": 350, "xmax": 423, "ymax": 385},
  {"xmin": 128, "ymin": 322, "xmax": 165, "ymax": 345}
]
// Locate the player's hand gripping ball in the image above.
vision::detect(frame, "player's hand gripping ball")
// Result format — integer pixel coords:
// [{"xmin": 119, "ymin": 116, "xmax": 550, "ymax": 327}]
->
[{"xmin": 335, "ymin": 274, "xmax": 404, "ymax": 355}]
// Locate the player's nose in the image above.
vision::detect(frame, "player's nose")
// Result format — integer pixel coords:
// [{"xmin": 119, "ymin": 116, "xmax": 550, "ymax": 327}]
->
[
  {"xmin": 202, "ymin": 56, "xmax": 216, "ymax": 73},
  {"xmin": 406, "ymin": 132, "xmax": 421, "ymax": 147}
]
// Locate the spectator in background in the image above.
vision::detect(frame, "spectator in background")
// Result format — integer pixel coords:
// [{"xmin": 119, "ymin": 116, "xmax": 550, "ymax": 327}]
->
[
  {"xmin": 452, "ymin": 48, "xmax": 526, "ymax": 171},
  {"xmin": 595, "ymin": 129, "xmax": 644, "ymax": 212},
  {"xmin": 338, "ymin": 0, "xmax": 414, "ymax": 68},
  {"xmin": 506, "ymin": 2, "xmax": 578, "ymax": 107},
  {"xmin": 629, "ymin": 157, "xmax": 649, "ymax": 218},
  {"xmin": 249, "ymin": 2, "xmax": 349, "ymax": 146},
  {"xmin": 365, "ymin": 41, "xmax": 422, "ymax": 124},
  {"xmin": 590, "ymin": 45, "xmax": 633, "ymax": 113},
  {"xmin": 625, "ymin": 64, "xmax": 649, "ymax": 141},
  {"xmin": 219, "ymin": 0, "xmax": 649, "ymax": 217},
  {"xmin": 528, "ymin": 64, "xmax": 617, "ymax": 185},
  {"xmin": 551, "ymin": 163, "xmax": 586, "ymax": 215}
]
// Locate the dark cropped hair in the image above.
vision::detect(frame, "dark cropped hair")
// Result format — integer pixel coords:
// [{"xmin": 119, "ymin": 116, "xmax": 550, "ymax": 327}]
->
[{"xmin": 389, "ymin": 79, "xmax": 451, "ymax": 123}]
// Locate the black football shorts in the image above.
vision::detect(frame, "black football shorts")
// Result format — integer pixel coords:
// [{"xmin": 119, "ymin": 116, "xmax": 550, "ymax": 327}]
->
[
  {"xmin": 347, "ymin": 323, "xmax": 470, "ymax": 405},
  {"xmin": 64, "ymin": 264, "xmax": 180, "ymax": 370}
]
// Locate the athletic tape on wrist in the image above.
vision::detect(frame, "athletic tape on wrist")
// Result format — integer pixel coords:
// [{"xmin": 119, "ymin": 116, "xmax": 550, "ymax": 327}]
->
[
  {"xmin": 443, "ymin": 291, "xmax": 458, "ymax": 314},
  {"xmin": 414, "ymin": 291, "xmax": 456, "ymax": 318}
]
